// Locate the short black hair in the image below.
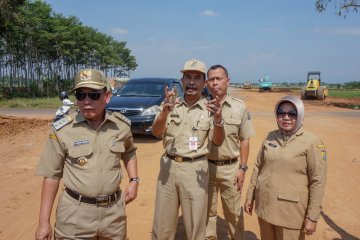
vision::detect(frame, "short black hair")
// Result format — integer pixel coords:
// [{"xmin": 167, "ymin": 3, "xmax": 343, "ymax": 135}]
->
[{"xmin": 207, "ymin": 65, "xmax": 229, "ymax": 77}]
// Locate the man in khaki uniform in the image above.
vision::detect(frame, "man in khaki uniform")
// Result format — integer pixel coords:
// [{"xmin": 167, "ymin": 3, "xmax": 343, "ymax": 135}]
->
[
  {"xmin": 245, "ymin": 96, "xmax": 327, "ymax": 240},
  {"xmin": 205, "ymin": 65, "xmax": 255, "ymax": 240},
  {"xmin": 151, "ymin": 59, "xmax": 225, "ymax": 240},
  {"xmin": 35, "ymin": 69, "xmax": 139, "ymax": 240}
]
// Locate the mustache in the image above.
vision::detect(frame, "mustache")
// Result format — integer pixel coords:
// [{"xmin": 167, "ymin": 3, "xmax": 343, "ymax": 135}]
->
[{"xmin": 185, "ymin": 83, "xmax": 197, "ymax": 90}]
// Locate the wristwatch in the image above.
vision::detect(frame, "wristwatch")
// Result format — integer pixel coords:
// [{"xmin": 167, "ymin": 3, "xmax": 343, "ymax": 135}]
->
[
  {"xmin": 213, "ymin": 118, "xmax": 224, "ymax": 128},
  {"xmin": 129, "ymin": 177, "xmax": 140, "ymax": 183},
  {"xmin": 239, "ymin": 164, "xmax": 248, "ymax": 172}
]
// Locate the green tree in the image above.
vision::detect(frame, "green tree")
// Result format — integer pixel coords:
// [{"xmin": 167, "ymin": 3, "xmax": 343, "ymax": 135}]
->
[{"xmin": 0, "ymin": 0, "xmax": 137, "ymax": 98}]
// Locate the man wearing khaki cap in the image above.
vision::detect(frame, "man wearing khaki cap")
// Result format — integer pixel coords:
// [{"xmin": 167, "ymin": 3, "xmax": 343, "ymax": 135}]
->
[
  {"xmin": 151, "ymin": 59, "xmax": 225, "ymax": 240},
  {"xmin": 35, "ymin": 69, "xmax": 139, "ymax": 240}
]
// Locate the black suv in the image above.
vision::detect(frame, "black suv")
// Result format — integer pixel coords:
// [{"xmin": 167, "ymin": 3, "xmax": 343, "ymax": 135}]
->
[{"xmin": 107, "ymin": 77, "xmax": 184, "ymax": 135}]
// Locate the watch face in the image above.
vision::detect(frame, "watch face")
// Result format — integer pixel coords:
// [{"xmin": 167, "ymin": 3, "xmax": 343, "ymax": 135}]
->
[
  {"xmin": 240, "ymin": 165, "xmax": 248, "ymax": 172},
  {"xmin": 213, "ymin": 119, "xmax": 224, "ymax": 127}
]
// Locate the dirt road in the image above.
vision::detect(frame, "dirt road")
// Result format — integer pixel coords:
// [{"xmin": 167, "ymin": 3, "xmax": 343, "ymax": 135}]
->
[{"xmin": 0, "ymin": 88, "xmax": 359, "ymax": 240}]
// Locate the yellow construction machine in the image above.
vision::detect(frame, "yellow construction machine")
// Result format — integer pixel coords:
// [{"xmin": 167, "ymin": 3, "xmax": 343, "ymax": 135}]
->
[{"xmin": 301, "ymin": 71, "xmax": 328, "ymax": 100}]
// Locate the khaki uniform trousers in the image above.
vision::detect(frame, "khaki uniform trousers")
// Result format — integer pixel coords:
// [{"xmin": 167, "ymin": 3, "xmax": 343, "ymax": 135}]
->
[
  {"xmin": 206, "ymin": 161, "xmax": 244, "ymax": 240},
  {"xmin": 152, "ymin": 155, "xmax": 209, "ymax": 240},
  {"xmin": 258, "ymin": 217, "xmax": 305, "ymax": 240},
  {"xmin": 54, "ymin": 190, "xmax": 126, "ymax": 240}
]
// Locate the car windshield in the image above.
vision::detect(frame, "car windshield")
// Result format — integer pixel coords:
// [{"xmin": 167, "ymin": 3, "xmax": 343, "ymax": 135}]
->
[{"xmin": 116, "ymin": 82, "xmax": 164, "ymax": 97}]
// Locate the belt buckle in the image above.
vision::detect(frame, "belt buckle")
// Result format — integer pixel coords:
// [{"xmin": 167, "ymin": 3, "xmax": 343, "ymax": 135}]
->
[
  {"xmin": 218, "ymin": 161, "xmax": 224, "ymax": 166},
  {"xmin": 175, "ymin": 156, "xmax": 183, "ymax": 163},
  {"xmin": 96, "ymin": 194, "xmax": 110, "ymax": 206}
]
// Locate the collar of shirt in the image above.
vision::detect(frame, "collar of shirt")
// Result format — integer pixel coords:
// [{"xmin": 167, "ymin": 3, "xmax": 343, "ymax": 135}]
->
[
  {"xmin": 177, "ymin": 97, "xmax": 207, "ymax": 110},
  {"xmin": 73, "ymin": 111, "xmax": 118, "ymax": 125},
  {"xmin": 223, "ymin": 95, "xmax": 232, "ymax": 108},
  {"xmin": 278, "ymin": 126, "xmax": 305, "ymax": 145}
]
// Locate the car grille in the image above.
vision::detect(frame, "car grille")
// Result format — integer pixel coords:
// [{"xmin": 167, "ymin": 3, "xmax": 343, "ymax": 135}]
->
[{"xmin": 113, "ymin": 108, "xmax": 143, "ymax": 116}]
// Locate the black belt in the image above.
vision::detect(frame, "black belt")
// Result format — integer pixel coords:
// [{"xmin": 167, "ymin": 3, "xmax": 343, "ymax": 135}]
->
[
  {"xmin": 65, "ymin": 187, "xmax": 119, "ymax": 206},
  {"xmin": 166, "ymin": 153, "xmax": 205, "ymax": 163},
  {"xmin": 208, "ymin": 158, "xmax": 238, "ymax": 166}
]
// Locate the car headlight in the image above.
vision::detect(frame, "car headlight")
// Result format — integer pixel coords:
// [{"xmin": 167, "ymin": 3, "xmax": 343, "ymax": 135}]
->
[{"xmin": 141, "ymin": 105, "xmax": 160, "ymax": 116}]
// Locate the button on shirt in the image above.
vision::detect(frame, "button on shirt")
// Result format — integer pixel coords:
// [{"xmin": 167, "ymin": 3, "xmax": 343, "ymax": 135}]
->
[
  {"xmin": 158, "ymin": 98, "xmax": 213, "ymax": 158},
  {"xmin": 37, "ymin": 111, "xmax": 137, "ymax": 197},
  {"xmin": 207, "ymin": 96, "xmax": 255, "ymax": 160}
]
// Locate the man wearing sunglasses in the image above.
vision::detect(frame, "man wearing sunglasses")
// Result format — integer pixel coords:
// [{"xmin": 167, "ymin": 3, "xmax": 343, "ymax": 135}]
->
[{"xmin": 35, "ymin": 69, "xmax": 139, "ymax": 240}]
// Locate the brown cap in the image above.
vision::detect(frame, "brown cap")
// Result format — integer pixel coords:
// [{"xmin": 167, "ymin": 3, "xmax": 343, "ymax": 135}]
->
[
  {"xmin": 72, "ymin": 69, "xmax": 108, "ymax": 91},
  {"xmin": 180, "ymin": 59, "xmax": 207, "ymax": 74}
]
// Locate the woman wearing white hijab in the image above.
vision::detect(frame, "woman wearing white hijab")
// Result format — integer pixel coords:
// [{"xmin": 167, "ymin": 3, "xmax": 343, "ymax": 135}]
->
[{"xmin": 244, "ymin": 96, "xmax": 327, "ymax": 240}]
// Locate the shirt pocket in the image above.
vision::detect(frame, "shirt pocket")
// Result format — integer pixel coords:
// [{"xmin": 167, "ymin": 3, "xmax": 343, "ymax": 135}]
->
[
  {"xmin": 263, "ymin": 142, "xmax": 277, "ymax": 166},
  {"xmin": 109, "ymin": 142, "xmax": 125, "ymax": 168},
  {"xmin": 67, "ymin": 146, "xmax": 93, "ymax": 168},
  {"xmin": 277, "ymin": 191, "xmax": 300, "ymax": 202},
  {"xmin": 193, "ymin": 120, "xmax": 210, "ymax": 146},
  {"xmin": 225, "ymin": 118, "xmax": 241, "ymax": 136},
  {"xmin": 166, "ymin": 117, "xmax": 182, "ymax": 137}
]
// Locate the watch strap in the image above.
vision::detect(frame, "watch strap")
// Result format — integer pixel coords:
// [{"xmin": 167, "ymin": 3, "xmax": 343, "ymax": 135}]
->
[{"xmin": 129, "ymin": 177, "xmax": 140, "ymax": 183}]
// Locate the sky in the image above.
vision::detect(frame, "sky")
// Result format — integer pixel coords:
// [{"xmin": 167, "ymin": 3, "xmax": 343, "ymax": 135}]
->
[{"xmin": 43, "ymin": 0, "xmax": 360, "ymax": 84}]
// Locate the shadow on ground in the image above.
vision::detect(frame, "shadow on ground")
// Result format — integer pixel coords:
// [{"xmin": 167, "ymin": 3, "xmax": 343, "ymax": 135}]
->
[
  {"xmin": 321, "ymin": 211, "xmax": 359, "ymax": 240},
  {"xmin": 174, "ymin": 215, "xmax": 258, "ymax": 240},
  {"xmin": 133, "ymin": 134, "xmax": 160, "ymax": 144}
]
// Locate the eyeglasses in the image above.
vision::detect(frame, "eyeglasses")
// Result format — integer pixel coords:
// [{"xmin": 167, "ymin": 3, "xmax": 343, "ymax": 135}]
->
[
  {"xmin": 276, "ymin": 108, "xmax": 297, "ymax": 118},
  {"xmin": 75, "ymin": 91, "xmax": 104, "ymax": 101}
]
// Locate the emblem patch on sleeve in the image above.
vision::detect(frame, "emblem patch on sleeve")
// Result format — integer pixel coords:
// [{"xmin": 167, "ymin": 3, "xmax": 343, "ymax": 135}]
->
[
  {"xmin": 321, "ymin": 149, "xmax": 327, "ymax": 161},
  {"xmin": 247, "ymin": 112, "xmax": 251, "ymax": 120},
  {"xmin": 317, "ymin": 144, "xmax": 327, "ymax": 161},
  {"xmin": 49, "ymin": 134, "xmax": 58, "ymax": 141}
]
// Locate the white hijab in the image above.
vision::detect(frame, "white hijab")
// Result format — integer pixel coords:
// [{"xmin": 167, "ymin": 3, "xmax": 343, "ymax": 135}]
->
[{"xmin": 274, "ymin": 95, "xmax": 305, "ymax": 134}]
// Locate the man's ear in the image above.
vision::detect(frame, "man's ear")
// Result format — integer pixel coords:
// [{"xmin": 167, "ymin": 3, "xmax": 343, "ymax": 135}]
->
[{"xmin": 105, "ymin": 90, "xmax": 112, "ymax": 104}]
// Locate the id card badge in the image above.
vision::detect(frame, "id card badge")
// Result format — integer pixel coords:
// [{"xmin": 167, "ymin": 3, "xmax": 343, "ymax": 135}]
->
[{"xmin": 189, "ymin": 136, "xmax": 198, "ymax": 150}]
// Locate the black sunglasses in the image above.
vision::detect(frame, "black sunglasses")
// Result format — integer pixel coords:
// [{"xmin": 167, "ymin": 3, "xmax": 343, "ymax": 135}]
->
[
  {"xmin": 276, "ymin": 108, "xmax": 297, "ymax": 118},
  {"xmin": 75, "ymin": 91, "xmax": 104, "ymax": 101}
]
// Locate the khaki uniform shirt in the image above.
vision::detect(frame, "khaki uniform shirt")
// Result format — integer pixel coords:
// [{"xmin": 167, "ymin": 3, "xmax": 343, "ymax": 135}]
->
[
  {"xmin": 246, "ymin": 127, "xmax": 327, "ymax": 229},
  {"xmin": 37, "ymin": 111, "xmax": 136, "ymax": 197},
  {"xmin": 207, "ymin": 95, "xmax": 255, "ymax": 160},
  {"xmin": 158, "ymin": 98, "xmax": 213, "ymax": 158}
]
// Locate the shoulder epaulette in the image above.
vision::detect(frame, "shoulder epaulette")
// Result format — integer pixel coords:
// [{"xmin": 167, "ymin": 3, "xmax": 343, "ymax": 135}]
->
[
  {"xmin": 52, "ymin": 115, "xmax": 73, "ymax": 131},
  {"xmin": 113, "ymin": 112, "xmax": 131, "ymax": 126}
]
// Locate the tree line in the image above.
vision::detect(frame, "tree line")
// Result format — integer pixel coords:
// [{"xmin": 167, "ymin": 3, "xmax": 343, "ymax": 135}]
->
[
  {"xmin": 0, "ymin": 0, "xmax": 137, "ymax": 98},
  {"xmin": 1, "ymin": 0, "xmax": 358, "ymax": 99}
]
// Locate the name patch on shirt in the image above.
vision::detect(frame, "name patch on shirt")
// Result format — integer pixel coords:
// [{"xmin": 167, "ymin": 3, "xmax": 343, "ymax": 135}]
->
[
  {"xmin": 74, "ymin": 140, "xmax": 90, "ymax": 147},
  {"xmin": 268, "ymin": 143, "xmax": 277, "ymax": 148}
]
